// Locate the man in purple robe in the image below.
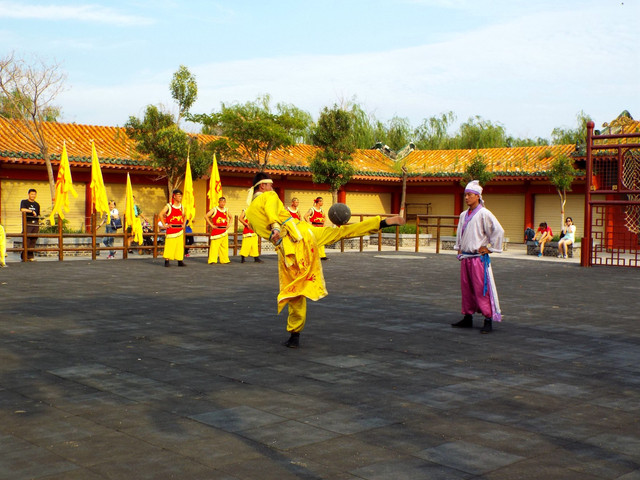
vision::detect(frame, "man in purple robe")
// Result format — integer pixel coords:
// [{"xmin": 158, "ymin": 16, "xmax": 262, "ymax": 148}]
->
[{"xmin": 452, "ymin": 180, "xmax": 504, "ymax": 334}]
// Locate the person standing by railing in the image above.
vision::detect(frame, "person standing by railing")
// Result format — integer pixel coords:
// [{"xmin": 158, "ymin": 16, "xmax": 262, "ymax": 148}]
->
[
  {"xmin": 19, "ymin": 188, "xmax": 40, "ymax": 262},
  {"xmin": 159, "ymin": 190, "xmax": 186, "ymax": 267},
  {"xmin": 304, "ymin": 197, "xmax": 327, "ymax": 260},
  {"xmin": 205, "ymin": 196, "xmax": 231, "ymax": 265}
]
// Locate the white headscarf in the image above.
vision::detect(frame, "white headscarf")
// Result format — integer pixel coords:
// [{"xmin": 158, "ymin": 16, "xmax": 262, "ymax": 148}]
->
[
  {"xmin": 246, "ymin": 178, "xmax": 273, "ymax": 205},
  {"xmin": 464, "ymin": 180, "xmax": 483, "ymax": 204}
]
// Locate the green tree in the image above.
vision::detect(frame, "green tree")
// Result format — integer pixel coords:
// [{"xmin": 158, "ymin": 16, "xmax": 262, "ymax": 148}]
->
[
  {"xmin": 170, "ymin": 65, "xmax": 198, "ymax": 126},
  {"xmin": 125, "ymin": 105, "xmax": 210, "ymax": 195},
  {"xmin": 190, "ymin": 94, "xmax": 311, "ymax": 169},
  {"xmin": 414, "ymin": 111, "xmax": 456, "ymax": 150},
  {"xmin": 460, "ymin": 153, "xmax": 495, "ymax": 187},
  {"xmin": 385, "ymin": 116, "xmax": 412, "ymax": 152},
  {"xmin": 452, "ymin": 116, "xmax": 508, "ymax": 149},
  {"xmin": 0, "ymin": 52, "xmax": 66, "ymax": 199},
  {"xmin": 547, "ymin": 153, "xmax": 576, "ymax": 228},
  {"xmin": 551, "ymin": 110, "xmax": 592, "ymax": 146},
  {"xmin": 309, "ymin": 105, "xmax": 356, "ymax": 203}
]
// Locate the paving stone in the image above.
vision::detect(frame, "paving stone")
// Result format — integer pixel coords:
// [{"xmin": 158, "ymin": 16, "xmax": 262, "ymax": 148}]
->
[
  {"xmin": 415, "ymin": 440, "xmax": 525, "ymax": 475},
  {"xmin": 189, "ymin": 405, "xmax": 287, "ymax": 433},
  {"xmin": 1, "ymin": 252, "xmax": 640, "ymax": 479}
]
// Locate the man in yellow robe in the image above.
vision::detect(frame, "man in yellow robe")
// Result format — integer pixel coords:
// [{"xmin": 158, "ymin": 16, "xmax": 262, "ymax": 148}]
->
[{"xmin": 245, "ymin": 172, "xmax": 405, "ymax": 348}]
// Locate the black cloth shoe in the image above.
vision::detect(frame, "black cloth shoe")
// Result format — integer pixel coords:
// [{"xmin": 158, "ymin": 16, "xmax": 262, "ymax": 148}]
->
[
  {"xmin": 452, "ymin": 314, "xmax": 473, "ymax": 328},
  {"xmin": 164, "ymin": 260, "xmax": 170, "ymax": 267},
  {"xmin": 178, "ymin": 261, "xmax": 186, "ymax": 267},
  {"xmin": 254, "ymin": 257, "xmax": 264, "ymax": 263},
  {"xmin": 321, "ymin": 257, "xmax": 328, "ymax": 261},
  {"xmin": 480, "ymin": 318, "xmax": 493, "ymax": 334},
  {"xmin": 241, "ymin": 256, "xmax": 245, "ymax": 263},
  {"xmin": 283, "ymin": 332, "xmax": 300, "ymax": 348}
]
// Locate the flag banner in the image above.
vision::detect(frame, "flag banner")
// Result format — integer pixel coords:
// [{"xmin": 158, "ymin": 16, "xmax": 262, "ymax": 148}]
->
[
  {"xmin": 125, "ymin": 173, "xmax": 144, "ymax": 245},
  {"xmin": 207, "ymin": 153, "xmax": 223, "ymax": 207},
  {"xmin": 90, "ymin": 141, "xmax": 110, "ymax": 224},
  {"xmin": 49, "ymin": 142, "xmax": 79, "ymax": 225},
  {"xmin": 183, "ymin": 157, "xmax": 196, "ymax": 223}
]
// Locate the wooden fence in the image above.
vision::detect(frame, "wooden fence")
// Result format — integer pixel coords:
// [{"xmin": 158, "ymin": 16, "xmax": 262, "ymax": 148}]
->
[{"xmin": 4, "ymin": 213, "xmax": 463, "ymax": 261}]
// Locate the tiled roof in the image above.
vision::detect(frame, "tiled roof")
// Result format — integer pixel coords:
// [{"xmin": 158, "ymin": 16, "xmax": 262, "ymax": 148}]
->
[
  {"xmin": 0, "ymin": 118, "xmax": 580, "ymax": 180},
  {"xmin": 402, "ymin": 144, "xmax": 576, "ymax": 177},
  {"xmin": 0, "ymin": 118, "xmax": 216, "ymax": 170},
  {"xmin": 0, "ymin": 118, "xmax": 400, "ymax": 179}
]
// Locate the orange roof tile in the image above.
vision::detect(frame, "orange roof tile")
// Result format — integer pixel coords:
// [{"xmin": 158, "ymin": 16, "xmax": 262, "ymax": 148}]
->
[
  {"xmin": 0, "ymin": 117, "xmax": 217, "ymax": 170},
  {"xmin": 402, "ymin": 144, "xmax": 576, "ymax": 175}
]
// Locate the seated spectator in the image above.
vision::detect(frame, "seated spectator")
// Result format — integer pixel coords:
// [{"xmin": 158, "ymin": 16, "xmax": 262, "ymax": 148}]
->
[
  {"xmin": 557, "ymin": 217, "xmax": 576, "ymax": 259},
  {"xmin": 534, "ymin": 222, "xmax": 553, "ymax": 257}
]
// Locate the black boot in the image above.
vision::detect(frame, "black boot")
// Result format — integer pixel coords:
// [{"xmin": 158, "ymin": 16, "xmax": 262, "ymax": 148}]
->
[
  {"xmin": 178, "ymin": 261, "xmax": 186, "ymax": 267},
  {"xmin": 452, "ymin": 314, "xmax": 473, "ymax": 328},
  {"xmin": 241, "ymin": 256, "xmax": 245, "ymax": 263},
  {"xmin": 164, "ymin": 260, "xmax": 170, "ymax": 267},
  {"xmin": 480, "ymin": 318, "xmax": 493, "ymax": 334},
  {"xmin": 283, "ymin": 332, "xmax": 300, "ymax": 348},
  {"xmin": 254, "ymin": 257, "xmax": 263, "ymax": 263}
]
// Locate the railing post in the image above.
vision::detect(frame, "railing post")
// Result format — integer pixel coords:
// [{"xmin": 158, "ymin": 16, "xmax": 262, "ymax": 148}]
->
[
  {"xmin": 415, "ymin": 216, "xmax": 420, "ymax": 252},
  {"xmin": 153, "ymin": 214, "xmax": 159, "ymax": 259},
  {"xmin": 92, "ymin": 212, "xmax": 97, "ymax": 260},
  {"xmin": 359, "ymin": 215, "xmax": 364, "ymax": 252},
  {"xmin": 233, "ymin": 215, "xmax": 239, "ymax": 256},
  {"xmin": 57, "ymin": 217, "xmax": 64, "ymax": 261},
  {"xmin": 21, "ymin": 212, "xmax": 28, "ymax": 262},
  {"xmin": 395, "ymin": 222, "xmax": 399, "ymax": 251},
  {"xmin": 436, "ymin": 217, "xmax": 441, "ymax": 254}
]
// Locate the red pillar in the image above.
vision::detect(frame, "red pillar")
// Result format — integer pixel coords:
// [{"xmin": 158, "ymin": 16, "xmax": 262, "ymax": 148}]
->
[
  {"xmin": 524, "ymin": 182, "xmax": 534, "ymax": 229},
  {"xmin": 337, "ymin": 188, "xmax": 346, "ymax": 204},
  {"xmin": 454, "ymin": 183, "xmax": 464, "ymax": 215}
]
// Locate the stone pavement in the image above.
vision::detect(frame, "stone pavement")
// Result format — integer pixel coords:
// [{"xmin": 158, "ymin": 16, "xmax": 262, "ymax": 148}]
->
[{"xmin": 0, "ymin": 250, "xmax": 638, "ymax": 479}]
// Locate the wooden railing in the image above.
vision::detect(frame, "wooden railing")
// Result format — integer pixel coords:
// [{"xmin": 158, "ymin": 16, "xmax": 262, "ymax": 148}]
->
[
  {"xmin": 6, "ymin": 212, "xmax": 244, "ymax": 261},
  {"xmin": 415, "ymin": 215, "xmax": 459, "ymax": 253},
  {"xmin": 4, "ymin": 212, "xmax": 461, "ymax": 261}
]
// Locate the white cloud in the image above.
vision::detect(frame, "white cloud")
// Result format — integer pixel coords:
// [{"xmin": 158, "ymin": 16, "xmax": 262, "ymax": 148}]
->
[
  {"xmin": 59, "ymin": 2, "xmax": 639, "ymax": 139},
  {"xmin": 0, "ymin": 1, "xmax": 154, "ymax": 26}
]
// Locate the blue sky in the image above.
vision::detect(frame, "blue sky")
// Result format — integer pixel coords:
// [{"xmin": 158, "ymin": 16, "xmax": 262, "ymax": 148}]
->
[{"xmin": 1, "ymin": 0, "xmax": 638, "ymax": 140}]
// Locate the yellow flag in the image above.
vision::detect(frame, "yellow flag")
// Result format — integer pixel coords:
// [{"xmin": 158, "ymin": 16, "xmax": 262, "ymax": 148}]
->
[
  {"xmin": 183, "ymin": 156, "xmax": 196, "ymax": 223},
  {"xmin": 125, "ymin": 173, "xmax": 143, "ymax": 245},
  {"xmin": 90, "ymin": 141, "xmax": 110, "ymax": 224},
  {"xmin": 207, "ymin": 153, "xmax": 223, "ymax": 207},
  {"xmin": 49, "ymin": 142, "xmax": 78, "ymax": 225}
]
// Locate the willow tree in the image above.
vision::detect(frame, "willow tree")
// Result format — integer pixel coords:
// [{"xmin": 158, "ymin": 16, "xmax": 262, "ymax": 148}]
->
[
  {"xmin": 309, "ymin": 105, "xmax": 356, "ymax": 203},
  {"xmin": 548, "ymin": 153, "xmax": 576, "ymax": 229}
]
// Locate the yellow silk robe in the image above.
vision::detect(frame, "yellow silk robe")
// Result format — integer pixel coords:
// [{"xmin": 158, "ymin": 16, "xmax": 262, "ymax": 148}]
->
[{"xmin": 245, "ymin": 191, "xmax": 381, "ymax": 314}]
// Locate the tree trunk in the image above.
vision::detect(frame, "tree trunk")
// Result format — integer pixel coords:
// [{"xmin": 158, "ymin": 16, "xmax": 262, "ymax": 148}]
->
[
  {"xmin": 42, "ymin": 145, "xmax": 56, "ymax": 202},
  {"xmin": 400, "ymin": 166, "xmax": 408, "ymax": 217}
]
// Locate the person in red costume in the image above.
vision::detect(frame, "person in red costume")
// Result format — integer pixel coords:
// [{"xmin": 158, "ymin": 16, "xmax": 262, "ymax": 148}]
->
[
  {"xmin": 304, "ymin": 197, "xmax": 327, "ymax": 260},
  {"xmin": 287, "ymin": 197, "xmax": 301, "ymax": 220},
  {"xmin": 205, "ymin": 196, "xmax": 231, "ymax": 264},
  {"xmin": 159, "ymin": 189, "xmax": 186, "ymax": 267}
]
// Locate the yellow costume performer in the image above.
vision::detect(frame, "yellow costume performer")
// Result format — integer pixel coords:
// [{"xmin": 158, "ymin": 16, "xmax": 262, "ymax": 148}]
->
[
  {"xmin": 245, "ymin": 178, "xmax": 389, "ymax": 348},
  {"xmin": 160, "ymin": 189, "xmax": 186, "ymax": 267},
  {"xmin": 207, "ymin": 206, "xmax": 230, "ymax": 264}
]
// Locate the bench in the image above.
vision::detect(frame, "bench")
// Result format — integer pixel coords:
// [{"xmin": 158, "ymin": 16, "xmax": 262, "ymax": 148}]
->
[{"xmin": 526, "ymin": 241, "xmax": 575, "ymax": 258}]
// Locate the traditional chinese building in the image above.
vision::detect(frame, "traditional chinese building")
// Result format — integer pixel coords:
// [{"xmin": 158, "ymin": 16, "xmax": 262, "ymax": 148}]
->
[{"xmin": 0, "ymin": 116, "xmax": 592, "ymax": 242}]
